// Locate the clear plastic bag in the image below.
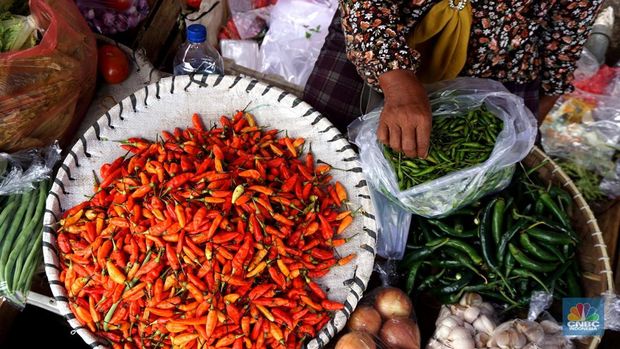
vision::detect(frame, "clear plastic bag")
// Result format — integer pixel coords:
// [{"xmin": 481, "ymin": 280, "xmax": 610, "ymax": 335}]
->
[
  {"xmin": 349, "ymin": 77, "xmax": 537, "ymax": 218},
  {"xmin": 0, "ymin": 145, "xmax": 58, "ymax": 309},
  {"xmin": 368, "ymin": 187, "xmax": 412, "ymax": 260},
  {"xmin": 335, "ymin": 284, "xmax": 421, "ymax": 349},
  {"xmin": 220, "ymin": 39, "xmax": 260, "ymax": 70},
  {"xmin": 258, "ymin": 0, "xmax": 337, "ymax": 88},
  {"xmin": 0, "ymin": 0, "xmax": 97, "ymax": 152},
  {"xmin": 540, "ymin": 91, "xmax": 620, "ymax": 199},
  {"xmin": 0, "ymin": 144, "xmax": 60, "ymax": 195}
]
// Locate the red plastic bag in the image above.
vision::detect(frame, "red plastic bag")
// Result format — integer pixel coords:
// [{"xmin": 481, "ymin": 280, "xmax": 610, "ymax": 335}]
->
[{"xmin": 0, "ymin": 0, "xmax": 97, "ymax": 152}]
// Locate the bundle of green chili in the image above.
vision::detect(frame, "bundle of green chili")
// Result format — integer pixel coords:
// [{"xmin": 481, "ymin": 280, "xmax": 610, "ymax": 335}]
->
[
  {"xmin": 400, "ymin": 165, "xmax": 581, "ymax": 310},
  {"xmin": 384, "ymin": 105, "xmax": 503, "ymax": 190}
]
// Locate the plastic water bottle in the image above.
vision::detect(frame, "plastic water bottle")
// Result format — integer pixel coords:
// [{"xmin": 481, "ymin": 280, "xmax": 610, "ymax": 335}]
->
[{"xmin": 173, "ymin": 24, "xmax": 224, "ymax": 75}]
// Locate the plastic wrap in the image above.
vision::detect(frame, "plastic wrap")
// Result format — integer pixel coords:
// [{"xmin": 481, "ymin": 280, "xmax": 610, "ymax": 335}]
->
[
  {"xmin": 77, "ymin": 0, "xmax": 149, "ymax": 35},
  {"xmin": 0, "ymin": 0, "xmax": 97, "ymax": 152},
  {"xmin": 541, "ymin": 90, "xmax": 620, "ymax": 199},
  {"xmin": 220, "ymin": 39, "xmax": 260, "ymax": 70},
  {"xmin": 258, "ymin": 0, "xmax": 337, "ymax": 88},
  {"xmin": 232, "ymin": 6, "xmax": 272, "ymax": 39},
  {"xmin": 368, "ymin": 187, "xmax": 412, "ymax": 260},
  {"xmin": 335, "ymin": 284, "xmax": 420, "ymax": 349},
  {"xmin": 527, "ymin": 291, "xmax": 554, "ymax": 322},
  {"xmin": 0, "ymin": 144, "xmax": 60, "ymax": 195},
  {"xmin": 0, "ymin": 145, "xmax": 58, "ymax": 309},
  {"xmin": 349, "ymin": 78, "xmax": 537, "ymax": 217}
]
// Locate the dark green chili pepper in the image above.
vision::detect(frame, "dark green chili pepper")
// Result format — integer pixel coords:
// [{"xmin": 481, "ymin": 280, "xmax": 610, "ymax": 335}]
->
[
  {"xmin": 518, "ymin": 233, "xmax": 558, "ymax": 262},
  {"xmin": 405, "ymin": 260, "xmax": 425, "ymax": 294},
  {"xmin": 504, "ymin": 252, "xmax": 515, "ymax": 277},
  {"xmin": 427, "ymin": 220, "xmax": 476, "ymax": 238},
  {"xmin": 511, "ymin": 268, "xmax": 549, "ymax": 293},
  {"xmin": 437, "ymin": 272, "xmax": 473, "ymax": 294},
  {"xmin": 509, "ymin": 243, "xmax": 559, "ymax": 273},
  {"xmin": 548, "ymin": 260, "xmax": 572, "ymax": 291},
  {"xmin": 565, "ymin": 265, "xmax": 582, "ymax": 297},
  {"xmin": 443, "ymin": 239, "xmax": 483, "ymax": 265},
  {"xmin": 497, "ymin": 219, "xmax": 528, "ymax": 264},
  {"xmin": 401, "ymin": 247, "xmax": 433, "ymax": 270},
  {"xmin": 549, "ymin": 186, "xmax": 572, "ymax": 211},
  {"xmin": 480, "ymin": 197, "xmax": 499, "ymax": 270},
  {"xmin": 419, "ymin": 269, "xmax": 446, "ymax": 290},
  {"xmin": 426, "ymin": 260, "xmax": 462, "ymax": 269},
  {"xmin": 539, "ymin": 192, "xmax": 572, "ymax": 229},
  {"xmin": 492, "ymin": 197, "xmax": 505, "ymax": 244},
  {"xmin": 526, "ymin": 228, "xmax": 575, "ymax": 246}
]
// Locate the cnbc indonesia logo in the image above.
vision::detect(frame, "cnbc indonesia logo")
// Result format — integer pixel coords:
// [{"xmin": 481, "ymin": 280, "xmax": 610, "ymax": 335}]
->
[{"xmin": 565, "ymin": 302, "xmax": 602, "ymax": 335}]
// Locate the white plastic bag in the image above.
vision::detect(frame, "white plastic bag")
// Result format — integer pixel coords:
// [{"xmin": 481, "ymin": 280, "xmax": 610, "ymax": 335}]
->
[
  {"xmin": 368, "ymin": 187, "xmax": 411, "ymax": 260},
  {"xmin": 349, "ymin": 78, "xmax": 537, "ymax": 217},
  {"xmin": 258, "ymin": 0, "xmax": 336, "ymax": 88},
  {"xmin": 221, "ymin": 40, "xmax": 260, "ymax": 70}
]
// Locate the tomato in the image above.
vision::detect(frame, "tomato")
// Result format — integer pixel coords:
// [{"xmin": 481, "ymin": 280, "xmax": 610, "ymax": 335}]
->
[
  {"xmin": 186, "ymin": 0, "xmax": 202, "ymax": 9},
  {"xmin": 98, "ymin": 45, "xmax": 130, "ymax": 84}
]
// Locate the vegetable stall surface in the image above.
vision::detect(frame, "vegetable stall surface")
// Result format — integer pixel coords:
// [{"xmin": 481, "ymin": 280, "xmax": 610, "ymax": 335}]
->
[
  {"xmin": 401, "ymin": 165, "xmax": 581, "ymax": 309},
  {"xmin": 383, "ymin": 105, "xmax": 502, "ymax": 190},
  {"xmin": 55, "ymin": 112, "xmax": 356, "ymax": 348}
]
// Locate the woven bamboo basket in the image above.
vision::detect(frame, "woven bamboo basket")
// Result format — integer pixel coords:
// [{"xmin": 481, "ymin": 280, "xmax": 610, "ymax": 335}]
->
[{"xmin": 523, "ymin": 146, "xmax": 615, "ymax": 349}]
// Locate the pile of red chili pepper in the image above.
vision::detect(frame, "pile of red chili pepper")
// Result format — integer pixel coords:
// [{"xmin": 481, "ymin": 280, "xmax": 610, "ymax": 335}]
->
[{"xmin": 56, "ymin": 112, "xmax": 356, "ymax": 349}]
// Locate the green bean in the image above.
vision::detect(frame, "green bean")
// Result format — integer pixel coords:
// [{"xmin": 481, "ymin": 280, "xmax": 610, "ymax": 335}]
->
[
  {"xmin": 4, "ymin": 181, "xmax": 47, "ymax": 292},
  {"xmin": 0, "ymin": 189, "xmax": 33, "ymax": 285},
  {"xmin": 0, "ymin": 197, "xmax": 18, "ymax": 245}
]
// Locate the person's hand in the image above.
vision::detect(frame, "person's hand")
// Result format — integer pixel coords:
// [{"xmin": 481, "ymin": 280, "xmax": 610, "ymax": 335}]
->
[
  {"xmin": 538, "ymin": 95, "xmax": 560, "ymax": 124},
  {"xmin": 377, "ymin": 70, "xmax": 432, "ymax": 158}
]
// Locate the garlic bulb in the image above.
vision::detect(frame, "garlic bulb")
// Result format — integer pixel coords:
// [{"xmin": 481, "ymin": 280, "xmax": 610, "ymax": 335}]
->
[
  {"xmin": 446, "ymin": 327, "xmax": 475, "ymax": 349},
  {"xmin": 434, "ymin": 315, "xmax": 464, "ymax": 340},
  {"xmin": 478, "ymin": 302, "xmax": 495, "ymax": 317},
  {"xmin": 459, "ymin": 293, "xmax": 482, "ymax": 307},
  {"xmin": 474, "ymin": 332, "xmax": 490, "ymax": 347},
  {"xmin": 515, "ymin": 320, "xmax": 544, "ymax": 345},
  {"xmin": 426, "ymin": 338, "xmax": 451, "ymax": 349},
  {"xmin": 449, "ymin": 304, "xmax": 467, "ymax": 319},
  {"xmin": 473, "ymin": 314, "xmax": 495, "ymax": 335},
  {"xmin": 463, "ymin": 306, "xmax": 480, "ymax": 323}
]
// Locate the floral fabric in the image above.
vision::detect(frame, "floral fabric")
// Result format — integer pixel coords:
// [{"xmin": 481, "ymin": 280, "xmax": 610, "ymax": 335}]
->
[{"xmin": 340, "ymin": 0, "xmax": 604, "ymax": 95}]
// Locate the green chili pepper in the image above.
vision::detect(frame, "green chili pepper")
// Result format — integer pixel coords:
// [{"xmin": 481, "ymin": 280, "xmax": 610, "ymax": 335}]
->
[
  {"xmin": 511, "ymin": 268, "xmax": 550, "ymax": 293},
  {"xmin": 437, "ymin": 272, "xmax": 473, "ymax": 294},
  {"xmin": 526, "ymin": 228, "xmax": 575, "ymax": 245},
  {"xmin": 480, "ymin": 197, "xmax": 499, "ymax": 270},
  {"xmin": 405, "ymin": 260, "xmax": 425, "ymax": 294},
  {"xmin": 519, "ymin": 233, "xmax": 558, "ymax": 262},
  {"xmin": 508, "ymin": 243, "xmax": 558, "ymax": 273},
  {"xmin": 497, "ymin": 219, "xmax": 528, "ymax": 264},
  {"xmin": 539, "ymin": 192, "xmax": 572, "ymax": 229},
  {"xmin": 492, "ymin": 197, "xmax": 505, "ymax": 245}
]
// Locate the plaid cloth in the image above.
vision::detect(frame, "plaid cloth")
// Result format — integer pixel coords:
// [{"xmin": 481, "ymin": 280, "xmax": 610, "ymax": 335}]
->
[
  {"xmin": 303, "ymin": 12, "xmax": 541, "ymax": 132},
  {"xmin": 302, "ymin": 12, "xmax": 365, "ymax": 133}
]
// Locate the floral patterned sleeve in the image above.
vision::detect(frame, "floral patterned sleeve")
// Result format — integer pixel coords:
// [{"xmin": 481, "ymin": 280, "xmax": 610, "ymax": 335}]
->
[
  {"xmin": 540, "ymin": 0, "xmax": 604, "ymax": 95},
  {"xmin": 339, "ymin": 0, "xmax": 420, "ymax": 88}
]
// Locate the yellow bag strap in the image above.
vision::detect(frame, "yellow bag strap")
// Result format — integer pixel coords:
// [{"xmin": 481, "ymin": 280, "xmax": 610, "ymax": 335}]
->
[{"xmin": 407, "ymin": 0, "xmax": 472, "ymax": 83}]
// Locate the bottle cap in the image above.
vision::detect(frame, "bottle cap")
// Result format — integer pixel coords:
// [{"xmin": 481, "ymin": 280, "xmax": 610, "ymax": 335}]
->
[{"xmin": 187, "ymin": 24, "xmax": 207, "ymax": 43}]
